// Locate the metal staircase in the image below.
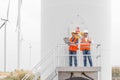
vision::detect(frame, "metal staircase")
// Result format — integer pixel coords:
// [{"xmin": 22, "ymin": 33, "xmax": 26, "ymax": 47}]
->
[
  {"xmin": 45, "ymin": 71, "xmax": 57, "ymax": 80},
  {"xmin": 22, "ymin": 44, "xmax": 101, "ymax": 80}
]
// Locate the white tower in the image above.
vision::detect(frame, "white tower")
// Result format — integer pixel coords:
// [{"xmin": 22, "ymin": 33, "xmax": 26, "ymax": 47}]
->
[{"xmin": 40, "ymin": 0, "xmax": 111, "ymax": 80}]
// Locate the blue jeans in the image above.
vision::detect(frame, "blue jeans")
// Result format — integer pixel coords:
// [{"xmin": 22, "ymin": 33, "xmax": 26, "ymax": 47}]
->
[
  {"xmin": 69, "ymin": 51, "xmax": 77, "ymax": 67},
  {"xmin": 83, "ymin": 50, "xmax": 93, "ymax": 67}
]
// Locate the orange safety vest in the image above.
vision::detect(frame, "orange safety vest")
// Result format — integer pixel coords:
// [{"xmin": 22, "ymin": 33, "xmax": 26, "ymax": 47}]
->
[
  {"xmin": 80, "ymin": 38, "xmax": 91, "ymax": 51},
  {"xmin": 69, "ymin": 38, "xmax": 78, "ymax": 51}
]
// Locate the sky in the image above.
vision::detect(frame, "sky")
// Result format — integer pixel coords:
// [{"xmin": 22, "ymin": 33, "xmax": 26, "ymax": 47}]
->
[{"xmin": 0, "ymin": 0, "xmax": 41, "ymax": 71}]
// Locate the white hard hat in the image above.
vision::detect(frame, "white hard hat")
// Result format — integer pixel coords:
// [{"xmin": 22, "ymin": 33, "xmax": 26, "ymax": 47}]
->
[
  {"xmin": 71, "ymin": 30, "xmax": 77, "ymax": 34},
  {"xmin": 83, "ymin": 30, "xmax": 88, "ymax": 33}
]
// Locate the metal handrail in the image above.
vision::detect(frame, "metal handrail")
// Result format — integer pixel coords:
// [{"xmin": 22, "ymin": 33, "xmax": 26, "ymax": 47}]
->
[
  {"xmin": 22, "ymin": 43, "xmax": 101, "ymax": 80},
  {"xmin": 22, "ymin": 47, "xmax": 57, "ymax": 80}
]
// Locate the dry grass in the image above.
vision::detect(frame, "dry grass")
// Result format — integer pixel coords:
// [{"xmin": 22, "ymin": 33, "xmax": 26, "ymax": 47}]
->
[
  {"xmin": 0, "ymin": 69, "xmax": 37, "ymax": 80},
  {"xmin": 112, "ymin": 67, "xmax": 120, "ymax": 77}
]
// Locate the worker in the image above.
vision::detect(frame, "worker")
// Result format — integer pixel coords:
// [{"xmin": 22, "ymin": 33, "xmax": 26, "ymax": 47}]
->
[
  {"xmin": 69, "ymin": 31, "xmax": 78, "ymax": 67},
  {"xmin": 80, "ymin": 30, "xmax": 93, "ymax": 67},
  {"xmin": 75, "ymin": 27, "xmax": 84, "ymax": 39}
]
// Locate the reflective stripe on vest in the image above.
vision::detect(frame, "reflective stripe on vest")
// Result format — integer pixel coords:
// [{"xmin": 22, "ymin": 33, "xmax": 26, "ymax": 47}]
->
[
  {"xmin": 69, "ymin": 38, "xmax": 78, "ymax": 51},
  {"xmin": 80, "ymin": 38, "xmax": 91, "ymax": 51}
]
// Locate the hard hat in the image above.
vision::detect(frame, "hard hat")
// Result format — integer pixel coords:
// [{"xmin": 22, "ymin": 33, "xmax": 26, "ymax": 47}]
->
[
  {"xmin": 71, "ymin": 30, "xmax": 77, "ymax": 34},
  {"xmin": 83, "ymin": 30, "xmax": 88, "ymax": 33}
]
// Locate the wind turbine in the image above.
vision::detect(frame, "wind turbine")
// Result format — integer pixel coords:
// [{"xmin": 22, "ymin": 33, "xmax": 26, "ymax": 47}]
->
[
  {"xmin": 20, "ymin": 34, "xmax": 32, "ymax": 69},
  {"xmin": 29, "ymin": 43, "xmax": 32, "ymax": 68},
  {"xmin": 0, "ymin": 0, "xmax": 10, "ymax": 72},
  {"xmin": 16, "ymin": 0, "xmax": 22, "ymax": 69},
  {"xmin": 20, "ymin": 35, "xmax": 32, "ymax": 69}
]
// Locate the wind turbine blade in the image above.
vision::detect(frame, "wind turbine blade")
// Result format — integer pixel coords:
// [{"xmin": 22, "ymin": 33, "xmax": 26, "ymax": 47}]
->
[
  {"xmin": 16, "ymin": 0, "xmax": 22, "ymax": 29},
  {"xmin": 6, "ymin": 0, "xmax": 10, "ymax": 20},
  {"xmin": 0, "ymin": 22, "xmax": 6, "ymax": 29}
]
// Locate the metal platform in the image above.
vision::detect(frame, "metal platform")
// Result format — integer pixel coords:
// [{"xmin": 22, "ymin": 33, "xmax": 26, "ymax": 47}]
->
[
  {"xmin": 56, "ymin": 66, "xmax": 101, "ymax": 72},
  {"xmin": 56, "ymin": 67, "xmax": 101, "ymax": 80}
]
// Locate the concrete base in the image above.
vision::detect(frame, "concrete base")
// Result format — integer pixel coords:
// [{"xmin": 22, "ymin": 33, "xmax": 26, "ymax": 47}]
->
[{"xmin": 56, "ymin": 67, "xmax": 101, "ymax": 80}]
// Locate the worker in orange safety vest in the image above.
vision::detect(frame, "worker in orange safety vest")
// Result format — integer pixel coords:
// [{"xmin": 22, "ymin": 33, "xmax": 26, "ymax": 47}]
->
[
  {"xmin": 80, "ymin": 30, "xmax": 93, "ymax": 67},
  {"xmin": 69, "ymin": 31, "xmax": 78, "ymax": 67}
]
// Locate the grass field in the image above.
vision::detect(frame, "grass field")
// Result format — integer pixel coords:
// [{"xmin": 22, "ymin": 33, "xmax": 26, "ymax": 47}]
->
[{"xmin": 0, "ymin": 69, "xmax": 40, "ymax": 80}]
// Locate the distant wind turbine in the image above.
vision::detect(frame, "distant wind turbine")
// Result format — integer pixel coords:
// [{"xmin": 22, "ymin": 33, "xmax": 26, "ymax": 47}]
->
[
  {"xmin": 16, "ymin": 0, "xmax": 22, "ymax": 69},
  {"xmin": 0, "ymin": 0, "xmax": 11, "ymax": 72}
]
